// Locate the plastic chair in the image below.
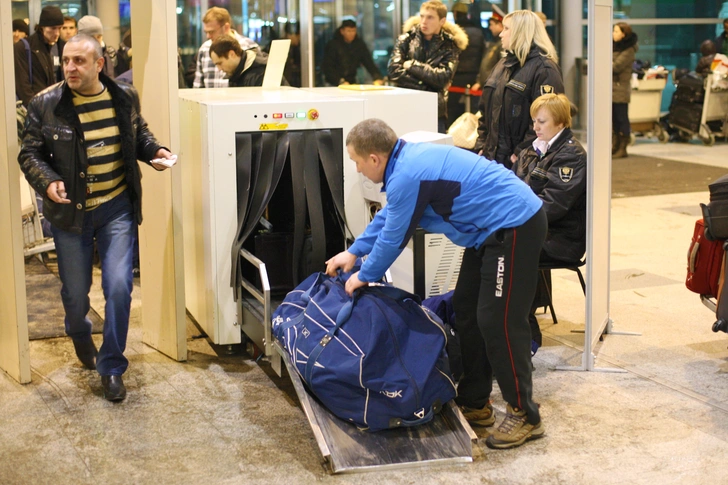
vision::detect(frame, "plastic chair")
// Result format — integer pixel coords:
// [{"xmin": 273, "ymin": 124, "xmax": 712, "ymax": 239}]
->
[{"xmin": 538, "ymin": 259, "xmax": 586, "ymax": 324}]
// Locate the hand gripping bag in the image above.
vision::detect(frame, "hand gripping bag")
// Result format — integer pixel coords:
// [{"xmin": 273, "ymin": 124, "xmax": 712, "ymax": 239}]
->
[{"xmin": 272, "ymin": 272, "xmax": 457, "ymax": 432}]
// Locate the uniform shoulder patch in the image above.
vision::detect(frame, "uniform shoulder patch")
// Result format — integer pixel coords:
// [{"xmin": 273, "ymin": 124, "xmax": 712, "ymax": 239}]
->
[
  {"xmin": 559, "ymin": 167, "xmax": 573, "ymax": 182},
  {"xmin": 540, "ymin": 85, "xmax": 555, "ymax": 95}
]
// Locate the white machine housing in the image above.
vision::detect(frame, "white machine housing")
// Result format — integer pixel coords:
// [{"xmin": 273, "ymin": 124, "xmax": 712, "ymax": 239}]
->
[{"xmin": 178, "ymin": 86, "xmax": 441, "ymax": 346}]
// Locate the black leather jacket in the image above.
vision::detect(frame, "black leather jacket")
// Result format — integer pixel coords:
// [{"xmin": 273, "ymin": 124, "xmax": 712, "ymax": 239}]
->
[
  {"xmin": 18, "ymin": 73, "xmax": 164, "ymax": 234},
  {"xmin": 388, "ymin": 17, "xmax": 468, "ymax": 119},
  {"xmin": 474, "ymin": 45, "xmax": 563, "ymax": 166},
  {"xmin": 513, "ymin": 127, "xmax": 587, "ymax": 263}
]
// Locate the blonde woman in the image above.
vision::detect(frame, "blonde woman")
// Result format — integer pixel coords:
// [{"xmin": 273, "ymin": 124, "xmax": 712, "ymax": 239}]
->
[{"xmin": 474, "ymin": 10, "xmax": 563, "ymax": 169}]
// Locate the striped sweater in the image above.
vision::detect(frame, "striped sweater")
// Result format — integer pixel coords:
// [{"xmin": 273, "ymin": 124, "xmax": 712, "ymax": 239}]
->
[{"xmin": 72, "ymin": 87, "xmax": 126, "ymax": 210}]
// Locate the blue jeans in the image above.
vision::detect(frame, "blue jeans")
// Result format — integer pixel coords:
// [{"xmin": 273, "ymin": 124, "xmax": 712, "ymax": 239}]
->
[{"xmin": 51, "ymin": 191, "xmax": 135, "ymax": 376}]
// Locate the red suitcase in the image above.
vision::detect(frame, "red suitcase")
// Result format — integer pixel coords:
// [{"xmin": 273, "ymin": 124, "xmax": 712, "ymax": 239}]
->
[{"xmin": 686, "ymin": 219, "xmax": 724, "ymax": 297}]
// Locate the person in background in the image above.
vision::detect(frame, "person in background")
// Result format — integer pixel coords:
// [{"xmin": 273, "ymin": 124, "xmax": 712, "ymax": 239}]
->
[
  {"xmin": 512, "ymin": 93, "xmax": 586, "ymax": 352},
  {"xmin": 14, "ymin": 6, "xmax": 66, "ymax": 107},
  {"xmin": 116, "ymin": 30, "xmax": 132, "ymax": 77},
  {"xmin": 322, "ymin": 19, "xmax": 384, "ymax": 86},
  {"xmin": 18, "ymin": 34, "xmax": 175, "ymax": 402},
  {"xmin": 282, "ymin": 22, "xmax": 301, "ymax": 87},
  {"xmin": 193, "ymin": 7, "xmax": 258, "ymax": 88},
  {"xmin": 209, "ymin": 35, "xmax": 288, "ymax": 87},
  {"xmin": 474, "ymin": 10, "xmax": 563, "ymax": 169},
  {"xmin": 696, "ymin": 39, "xmax": 716, "ymax": 77},
  {"xmin": 77, "ymin": 15, "xmax": 116, "ymax": 79},
  {"xmin": 60, "ymin": 16, "xmax": 77, "ymax": 42},
  {"xmin": 12, "ymin": 19, "xmax": 29, "ymax": 44},
  {"xmin": 388, "ymin": 0, "xmax": 468, "ymax": 133},
  {"xmin": 612, "ymin": 21, "xmax": 637, "ymax": 159},
  {"xmin": 447, "ymin": 2, "xmax": 485, "ymax": 123},
  {"xmin": 714, "ymin": 19, "xmax": 728, "ymax": 57},
  {"xmin": 534, "ymin": 11, "xmax": 548, "ymax": 28},
  {"xmin": 326, "ymin": 118, "xmax": 547, "ymax": 450},
  {"xmin": 471, "ymin": 6, "xmax": 505, "ymax": 92}
]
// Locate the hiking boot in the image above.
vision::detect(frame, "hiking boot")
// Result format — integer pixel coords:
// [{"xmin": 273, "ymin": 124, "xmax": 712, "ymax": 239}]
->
[
  {"xmin": 460, "ymin": 402, "xmax": 495, "ymax": 427},
  {"xmin": 485, "ymin": 404, "xmax": 545, "ymax": 449}
]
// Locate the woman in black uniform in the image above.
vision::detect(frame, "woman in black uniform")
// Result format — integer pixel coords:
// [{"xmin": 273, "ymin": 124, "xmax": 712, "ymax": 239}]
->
[{"xmin": 473, "ymin": 10, "xmax": 564, "ymax": 169}]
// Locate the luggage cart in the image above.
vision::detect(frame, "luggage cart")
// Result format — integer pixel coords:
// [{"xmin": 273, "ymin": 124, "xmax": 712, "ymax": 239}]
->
[
  {"xmin": 698, "ymin": 73, "xmax": 728, "ymax": 146},
  {"xmin": 628, "ymin": 77, "xmax": 669, "ymax": 145},
  {"xmin": 669, "ymin": 74, "xmax": 728, "ymax": 146},
  {"xmin": 19, "ymin": 174, "xmax": 55, "ymax": 258}
]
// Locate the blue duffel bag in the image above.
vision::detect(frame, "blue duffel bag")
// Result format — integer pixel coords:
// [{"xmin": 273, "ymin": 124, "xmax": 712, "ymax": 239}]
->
[{"xmin": 272, "ymin": 271, "xmax": 457, "ymax": 432}]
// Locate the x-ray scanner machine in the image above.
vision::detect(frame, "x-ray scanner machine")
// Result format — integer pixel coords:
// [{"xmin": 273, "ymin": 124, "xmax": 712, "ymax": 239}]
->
[{"xmin": 178, "ymin": 86, "xmax": 475, "ymax": 473}]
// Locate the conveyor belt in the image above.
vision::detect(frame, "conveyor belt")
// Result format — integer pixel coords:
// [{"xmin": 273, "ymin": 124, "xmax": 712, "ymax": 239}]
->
[{"xmin": 275, "ymin": 342, "xmax": 477, "ymax": 474}]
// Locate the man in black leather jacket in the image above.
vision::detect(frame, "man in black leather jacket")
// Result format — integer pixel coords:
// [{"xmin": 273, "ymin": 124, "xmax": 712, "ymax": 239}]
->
[
  {"xmin": 388, "ymin": 0, "xmax": 468, "ymax": 133},
  {"xmin": 18, "ymin": 34, "xmax": 175, "ymax": 402}
]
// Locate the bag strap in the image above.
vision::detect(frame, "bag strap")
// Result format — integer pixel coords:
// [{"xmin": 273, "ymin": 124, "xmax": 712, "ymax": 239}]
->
[
  {"xmin": 303, "ymin": 277, "xmax": 354, "ymax": 384},
  {"xmin": 21, "ymin": 38, "xmax": 32, "ymax": 85},
  {"xmin": 363, "ymin": 284, "xmax": 422, "ymax": 305}
]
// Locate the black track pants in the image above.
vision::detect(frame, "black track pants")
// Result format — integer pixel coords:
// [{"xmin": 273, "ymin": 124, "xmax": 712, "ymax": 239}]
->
[{"xmin": 453, "ymin": 207, "xmax": 547, "ymax": 425}]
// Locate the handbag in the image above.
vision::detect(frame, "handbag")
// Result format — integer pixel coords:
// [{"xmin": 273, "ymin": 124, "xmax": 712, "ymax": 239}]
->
[
  {"xmin": 272, "ymin": 271, "xmax": 457, "ymax": 432},
  {"xmin": 447, "ymin": 111, "xmax": 481, "ymax": 149}
]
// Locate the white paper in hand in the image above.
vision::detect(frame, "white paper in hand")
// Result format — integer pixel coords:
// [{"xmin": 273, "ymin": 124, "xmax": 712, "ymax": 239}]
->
[{"xmin": 151, "ymin": 155, "xmax": 177, "ymax": 167}]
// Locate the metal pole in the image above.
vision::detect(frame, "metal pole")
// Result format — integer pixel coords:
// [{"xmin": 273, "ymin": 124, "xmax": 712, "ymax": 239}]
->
[{"xmin": 300, "ymin": 0, "xmax": 314, "ymax": 87}]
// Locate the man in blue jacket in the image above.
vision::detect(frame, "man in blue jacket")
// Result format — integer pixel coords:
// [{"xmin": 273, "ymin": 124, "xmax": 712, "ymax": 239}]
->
[{"xmin": 326, "ymin": 118, "xmax": 547, "ymax": 449}]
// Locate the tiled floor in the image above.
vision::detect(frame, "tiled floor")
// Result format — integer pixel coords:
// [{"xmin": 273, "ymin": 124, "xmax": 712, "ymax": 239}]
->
[{"xmin": 2, "ymin": 138, "xmax": 728, "ymax": 484}]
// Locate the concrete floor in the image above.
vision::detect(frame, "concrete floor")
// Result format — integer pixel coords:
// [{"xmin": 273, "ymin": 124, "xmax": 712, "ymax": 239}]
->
[{"xmin": 3, "ymin": 139, "xmax": 728, "ymax": 484}]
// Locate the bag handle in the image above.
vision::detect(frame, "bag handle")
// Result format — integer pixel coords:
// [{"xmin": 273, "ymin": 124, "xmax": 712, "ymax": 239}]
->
[{"xmin": 388, "ymin": 400, "xmax": 442, "ymax": 428}]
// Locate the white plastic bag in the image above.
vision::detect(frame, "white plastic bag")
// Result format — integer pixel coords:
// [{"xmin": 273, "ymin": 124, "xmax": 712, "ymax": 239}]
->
[
  {"xmin": 711, "ymin": 54, "xmax": 728, "ymax": 90},
  {"xmin": 447, "ymin": 111, "xmax": 481, "ymax": 149}
]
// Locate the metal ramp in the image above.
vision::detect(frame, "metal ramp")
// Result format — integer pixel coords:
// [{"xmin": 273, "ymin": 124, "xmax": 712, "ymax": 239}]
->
[
  {"xmin": 276, "ymin": 342, "xmax": 477, "ymax": 474},
  {"xmin": 239, "ymin": 249, "xmax": 476, "ymax": 473}
]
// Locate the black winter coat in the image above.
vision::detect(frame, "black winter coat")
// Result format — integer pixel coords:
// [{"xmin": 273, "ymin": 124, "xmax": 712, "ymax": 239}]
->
[
  {"xmin": 322, "ymin": 32, "xmax": 382, "ymax": 85},
  {"xmin": 388, "ymin": 16, "xmax": 468, "ymax": 119},
  {"xmin": 513, "ymin": 128, "xmax": 587, "ymax": 263},
  {"xmin": 18, "ymin": 73, "xmax": 164, "ymax": 234},
  {"xmin": 228, "ymin": 50, "xmax": 289, "ymax": 87},
  {"xmin": 14, "ymin": 32, "xmax": 65, "ymax": 106},
  {"xmin": 474, "ymin": 45, "xmax": 563, "ymax": 166},
  {"xmin": 451, "ymin": 21, "xmax": 484, "ymax": 85}
]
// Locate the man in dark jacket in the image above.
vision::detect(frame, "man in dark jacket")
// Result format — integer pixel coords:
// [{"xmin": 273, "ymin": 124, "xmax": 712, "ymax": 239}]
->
[
  {"xmin": 448, "ymin": 2, "xmax": 485, "ymax": 123},
  {"xmin": 14, "ymin": 6, "xmax": 66, "ymax": 106},
  {"xmin": 388, "ymin": 0, "xmax": 468, "ymax": 133},
  {"xmin": 209, "ymin": 35, "xmax": 288, "ymax": 87},
  {"xmin": 18, "ymin": 34, "xmax": 175, "ymax": 402},
  {"xmin": 715, "ymin": 19, "xmax": 728, "ymax": 57},
  {"xmin": 322, "ymin": 19, "xmax": 384, "ymax": 86}
]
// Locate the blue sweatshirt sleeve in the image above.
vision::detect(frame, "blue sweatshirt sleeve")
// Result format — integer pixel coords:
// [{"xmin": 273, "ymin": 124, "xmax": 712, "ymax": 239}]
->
[
  {"xmin": 348, "ymin": 206, "xmax": 388, "ymax": 257},
  {"xmin": 355, "ymin": 175, "xmax": 420, "ymax": 282}
]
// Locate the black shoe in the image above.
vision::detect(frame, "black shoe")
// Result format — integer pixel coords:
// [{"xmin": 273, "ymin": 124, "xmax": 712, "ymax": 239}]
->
[
  {"xmin": 72, "ymin": 338, "xmax": 98, "ymax": 370},
  {"xmin": 101, "ymin": 375, "xmax": 127, "ymax": 402}
]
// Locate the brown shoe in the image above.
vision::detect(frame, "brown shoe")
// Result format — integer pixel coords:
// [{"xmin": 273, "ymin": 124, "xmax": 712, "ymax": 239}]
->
[
  {"xmin": 485, "ymin": 404, "xmax": 544, "ymax": 449},
  {"xmin": 460, "ymin": 402, "xmax": 495, "ymax": 427}
]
